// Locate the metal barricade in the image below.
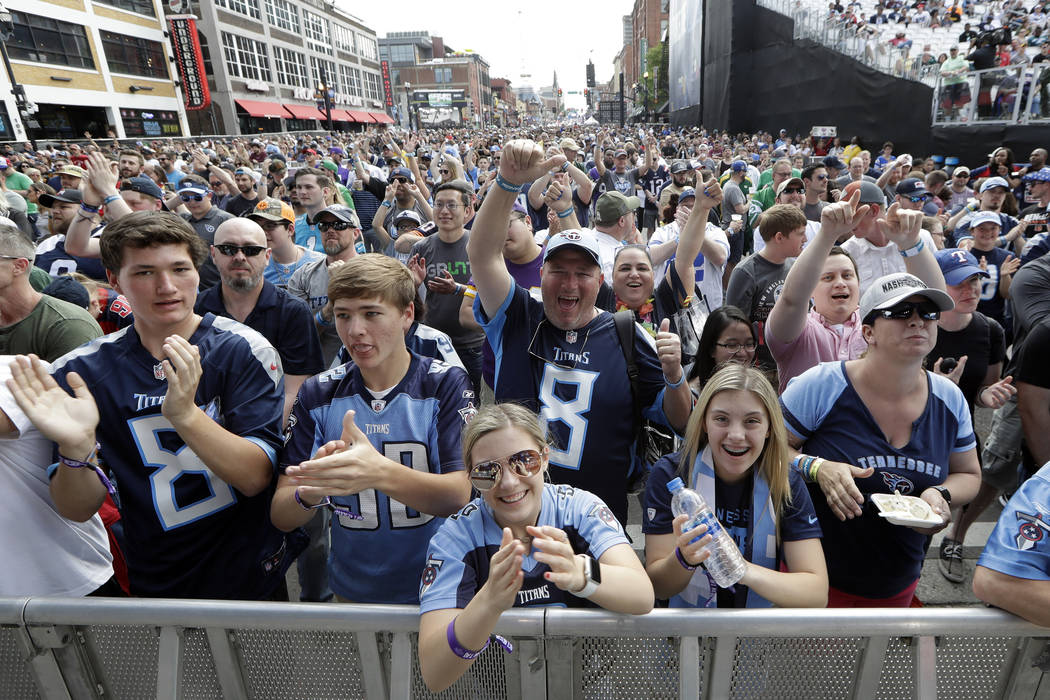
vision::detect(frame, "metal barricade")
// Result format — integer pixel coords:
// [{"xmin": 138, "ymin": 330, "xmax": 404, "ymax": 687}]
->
[
  {"xmin": 932, "ymin": 65, "xmax": 1028, "ymax": 126},
  {"xmin": 2, "ymin": 596, "xmax": 1048, "ymax": 699}
]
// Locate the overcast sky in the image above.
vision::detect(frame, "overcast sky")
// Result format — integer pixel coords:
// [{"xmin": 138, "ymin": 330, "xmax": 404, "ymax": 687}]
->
[{"xmin": 347, "ymin": 1, "xmax": 633, "ymax": 109}]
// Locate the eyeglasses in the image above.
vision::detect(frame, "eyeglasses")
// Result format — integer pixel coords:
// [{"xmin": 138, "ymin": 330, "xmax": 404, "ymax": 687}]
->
[
  {"xmin": 782, "ymin": 187, "xmax": 805, "ymax": 194},
  {"xmin": 905, "ymin": 194, "xmax": 929, "ymax": 203},
  {"xmin": 317, "ymin": 220, "xmax": 353, "ymax": 231},
  {"xmin": 391, "ymin": 177, "xmax": 410, "ymax": 184},
  {"xmin": 214, "ymin": 243, "xmax": 266, "ymax": 257},
  {"xmin": 716, "ymin": 340, "xmax": 757, "ymax": 353},
  {"xmin": 469, "ymin": 449, "xmax": 544, "ymax": 491},
  {"xmin": 433, "ymin": 201, "xmax": 463, "ymax": 210},
  {"xmin": 871, "ymin": 301, "xmax": 941, "ymax": 322},
  {"xmin": 0, "ymin": 254, "xmax": 25, "ymax": 261},
  {"xmin": 179, "ymin": 192, "xmax": 209, "ymax": 202}
]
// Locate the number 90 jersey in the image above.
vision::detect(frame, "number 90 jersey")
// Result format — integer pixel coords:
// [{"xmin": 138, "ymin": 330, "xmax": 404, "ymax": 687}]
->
[
  {"xmin": 280, "ymin": 353, "xmax": 473, "ymax": 604},
  {"xmin": 50, "ymin": 314, "xmax": 289, "ymax": 599}
]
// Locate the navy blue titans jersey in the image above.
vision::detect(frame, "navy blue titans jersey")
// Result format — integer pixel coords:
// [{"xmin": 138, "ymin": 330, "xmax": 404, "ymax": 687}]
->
[
  {"xmin": 475, "ymin": 284, "xmax": 669, "ymax": 525},
  {"xmin": 780, "ymin": 362, "xmax": 975, "ymax": 598},
  {"xmin": 280, "ymin": 353, "xmax": 473, "ymax": 604},
  {"xmin": 419, "ymin": 484, "xmax": 628, "ymax": 612},
  {"xmin": 35, "ymin": 233, "xmax": 107, "ymax": 280},
  {"xmin": 50, "ymin": 313, "xmax": 291, "ymax": 599}
]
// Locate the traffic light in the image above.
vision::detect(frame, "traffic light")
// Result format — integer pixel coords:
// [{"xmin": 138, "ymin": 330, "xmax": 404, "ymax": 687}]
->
[{"xmin": 558, "ymin": 88, "xmax": 562, "ymax": 97}]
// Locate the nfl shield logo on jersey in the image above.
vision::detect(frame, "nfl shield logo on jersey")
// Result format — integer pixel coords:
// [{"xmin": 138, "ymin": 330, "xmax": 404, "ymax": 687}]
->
[
  {"xmin": 153, "ymin": 362, "xmax": 166, "ymax": 380},
  {"xmin": 370, "ymin": 399, "xmax": 386, "ymax": 413}
]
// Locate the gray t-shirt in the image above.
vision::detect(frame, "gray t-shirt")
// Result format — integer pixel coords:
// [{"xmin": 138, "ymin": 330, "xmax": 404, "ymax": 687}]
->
[
  {"xmin": 286, "ymin": 256, "xmax": 342, "ymax": 366},
  {"xmin": 409, "ymin": 232, "xmax": 484, "ymax": 350},
  {"xmin": 803, "ymin": 200, "xmax": 827, "ymax": 222},
  {"xmin": 724, "ymin": 252, "xmax": 793, "ymax": 372},
  {"xmin": 721, "ymin": 180, "xmax": 746, "ymax": 227},
  {"xmin": 182, "ymin": 207, "xmax": 234, "ymax": 290}
]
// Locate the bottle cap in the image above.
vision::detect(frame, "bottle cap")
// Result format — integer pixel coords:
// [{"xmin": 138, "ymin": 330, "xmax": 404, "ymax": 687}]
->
[{"xmin": 666, "ymin": 477, "xmax": 684, "ymax": 492}]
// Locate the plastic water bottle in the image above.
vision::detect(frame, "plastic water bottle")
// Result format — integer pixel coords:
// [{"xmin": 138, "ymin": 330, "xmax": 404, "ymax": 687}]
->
[{"xmin": 667, "ymin": 477, "xmax": 747, "ymax": 588}]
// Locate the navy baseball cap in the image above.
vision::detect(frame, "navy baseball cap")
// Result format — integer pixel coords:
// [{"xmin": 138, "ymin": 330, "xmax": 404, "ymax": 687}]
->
[
  {"xmin": 121, "ymin": 175, "xmax": 164, "ymax": 199},
  {"xmin": 935, "ymin": 248, "xmax": 990, "ymax": 286},
  {"xmin": 389, "ymin": 167, "xmax": 414, "ymax": 182},
  {"xmin": 823, "ymin": 155, "xmax": 846, "ymax": 170},
  {"xmin": 731, "ymin": 160, "xmax": 747, "ymax": 172},
  {"xmin": 678, "ymin": 187, "xmax": 696, "ymax": 201},
  {"xmin": 896, "ymin": 178, "xmax": 929, "ymax": 197}
]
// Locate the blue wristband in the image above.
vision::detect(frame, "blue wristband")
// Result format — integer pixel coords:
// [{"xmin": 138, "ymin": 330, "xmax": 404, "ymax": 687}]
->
[
  {"xmin": 899, "ymin": 239, "xmax": 925, "ymax": 258},
  {"xmin": 102, "ymin": 194, "xmax": 121, "ymax": 206},
  {"xmin": 315, "ymin": 310, "xmax": 332, "ymax": 327},
  {"xmin": 495, "ymin": 173, "xmax": 520, "ymax": 194},
  {"xmin": 664, "ymin": 372, "xmax": 685, "ymax": 389},
  {"xmin": 556, "ymin": 207, "xmax": 574, "ymax": 219}
]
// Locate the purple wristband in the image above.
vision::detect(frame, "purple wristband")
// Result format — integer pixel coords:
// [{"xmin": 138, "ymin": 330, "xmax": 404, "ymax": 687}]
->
[
  {"xmin": 446, "ymin": 618, "xmax": 514, "ymax": 660},
  {"xmin": 59, "ymin": 445, "xmax": 116, "ymax": 496},
  {"xmin": 675, "ymin": 547, "xmax": 699, "ymax": 571}
]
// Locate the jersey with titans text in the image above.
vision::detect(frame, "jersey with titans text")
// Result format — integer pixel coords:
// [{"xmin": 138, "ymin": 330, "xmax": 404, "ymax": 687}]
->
[
  {"xmin": 419, "ymin": 483, "xmax": 628, "ymax": 612},
  {"xmin": 475, "ymin": 284, "xmax": 669, "ymax": 526},
  {"xmin": 281, "ymin": 353, "xmax": 473, "ymax": 604},
  {"xmin": 780, "ymin": 361, "xmax": 975, "ymax": 598},
  {"xmin": 34, "ymin": 233, "xmax": 107, "ymax": 280},
  {"xmin": 49, "ymin": 313, "xmax": 291, "ymax": 599}
]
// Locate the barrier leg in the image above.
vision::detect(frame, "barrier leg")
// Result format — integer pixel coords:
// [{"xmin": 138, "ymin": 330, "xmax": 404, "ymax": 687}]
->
[
  {"xmin": 358, "ymin": 631, "xmax": 389, "ymax": 700},
  {"xmin": 853, "ymin": 635, "xmax": 888, "ymax": 700},
  {"xmin": 705, "ymin": 635, "xmax": 735, "ymax": 700},
  {"xmin": 516, "ymin": 637, "xmax": 546, "ymax": 700},
  {"xmin": 546, "ymin": 637, "xmax": 573, "ymax": 700},
  {"xmin": 915, "ymin": 636, "xmax": 937, "ymax": 700},
  {"xmin": 16, "ymin": 625, "xmax": 73, "ymax": 700},
  {"xmin": 1002, "ymin": 637, "xmax": 1050, "ymax": 700},
  {"xmin": 680, "ymin": 636, "xmax": 700, "ymax": 699},
  {"xmin": 156, "ymin": 626, "xmax": 183, "ymax": 700},
  {"xmin": 205, "ymin": 628, "xmax": 248, "ymax": 700}
]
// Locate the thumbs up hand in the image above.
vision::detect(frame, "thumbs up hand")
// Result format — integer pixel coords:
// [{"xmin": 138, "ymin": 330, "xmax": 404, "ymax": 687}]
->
[{"xmin": 655, "ymin": 318, "xmax": 684, "ymax": 387}]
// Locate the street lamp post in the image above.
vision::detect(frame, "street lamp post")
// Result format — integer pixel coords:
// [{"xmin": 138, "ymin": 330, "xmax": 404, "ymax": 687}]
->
[
  {"xmin": 404, "ymin": 82, "xmax": 413, "ymax": 130},
  {"xmin": 316, "ymin": 66, "xmax": 334, "ymax": 131},
  {"xmin": 643, "ymin": 71, "xmax": 650, "ymax": 124},
  {"xmin": 0, "ymin": 2, "xmax": 35, "ymax": 147}
]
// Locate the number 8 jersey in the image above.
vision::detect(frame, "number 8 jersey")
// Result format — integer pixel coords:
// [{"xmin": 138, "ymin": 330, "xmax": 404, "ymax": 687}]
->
[
  {"xmin": 50, "ymin": 313, "xmax": 292, "ymax": 600},
  {"xmin": 280, "ymin": 353, "xmax": 473, "ymax": 604}
]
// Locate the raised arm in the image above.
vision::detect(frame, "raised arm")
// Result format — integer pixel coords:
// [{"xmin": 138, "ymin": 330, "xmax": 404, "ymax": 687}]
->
[
  {"xmin": 467, "ymin": 140, "xmax": 564, "ymax": 319},
  {"xmin": 671, "ymin": 178, "xmax": 722, "ymax": 289},
  {"xmin": 876, "ymin": 202, "xmax": 947, "ymax": 291},
  {"xmin": 766, "ymin": 190, "xmax": 869, "ymax": 345},
  {"xmin": 593, "ymin": 144, "xmax": 607, "ymax": 177},
  {"xmin": 567, "ymin": 162, "xmax": 593, "ymax": 204}
]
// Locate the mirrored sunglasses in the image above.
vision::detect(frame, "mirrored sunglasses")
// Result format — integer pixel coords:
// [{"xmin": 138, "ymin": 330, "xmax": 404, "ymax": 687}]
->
[{"xmin": 469, "ymin": 449, "xmax": 543, "ymax": 491}]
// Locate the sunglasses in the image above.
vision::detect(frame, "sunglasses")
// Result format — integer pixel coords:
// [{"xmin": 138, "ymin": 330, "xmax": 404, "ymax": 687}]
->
[
  {"xmin": 391, "ymin": 177, "xmax": 410, "ymax": 184},
  {"xmin": 439, "ymin": 169, "xmax": 451, "ymax": 175},
  {"xmin": 872, "ymin": 301, "xmax": 941, "ymax": 322},
  {"xmin": 905, "ymin": 194, "xmax": 929, "ymax": 203},
  {"xmin": 317, "ymin": 220, "xmax": 353, "ymax": 231},
  {"xmin": 815, "ymin": 174, "xmax": 829, "ymax": 180},
  {"xmin": 782, "ymin": 187, "xmax": 805, "ymax": 194},
  {"xmin": 214, "ymin": 243, "xmax": 266, "ymax": 257},
  {"xmin": 179, "ymin": 192, "xmax": 208, "ymax": 202},
  {"xmin": 469, "ymin": 449, "xmax": 544, "ymax": 491}
]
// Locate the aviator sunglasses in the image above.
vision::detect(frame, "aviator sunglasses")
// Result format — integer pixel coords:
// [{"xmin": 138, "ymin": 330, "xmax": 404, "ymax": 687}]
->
[
  {"xmin": 870, "ymin": 301, "xmax": 941, "ymax": 322},
  {"xmin": 469, "ymin": 449, "xmax": 544, "ymax": 491}
]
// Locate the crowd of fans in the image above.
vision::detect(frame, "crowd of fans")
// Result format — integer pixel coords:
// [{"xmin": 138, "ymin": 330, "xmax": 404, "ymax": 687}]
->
[{"xmin": 1, "ymin": 123, "xmax": 1048, "ymax": 686}]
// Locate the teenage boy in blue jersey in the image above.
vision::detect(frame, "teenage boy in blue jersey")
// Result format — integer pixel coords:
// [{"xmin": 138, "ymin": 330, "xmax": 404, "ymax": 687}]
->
[
  {"xmin": 466, "ymin": 139, "xmax": 693, "ymax": 526},
  {"xmin": 272, "ymin": 254, "xmax": 473, "ymax": 604},
  {"xmin": 7, "ymin": 210, "xmax": 301, "ymax": 600}
]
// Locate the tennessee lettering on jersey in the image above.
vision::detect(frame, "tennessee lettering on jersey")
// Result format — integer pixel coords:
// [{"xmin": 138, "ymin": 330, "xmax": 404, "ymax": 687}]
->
[{"xmin": 855, "ymin": 455, "xmax": 944, "ymax": 481}]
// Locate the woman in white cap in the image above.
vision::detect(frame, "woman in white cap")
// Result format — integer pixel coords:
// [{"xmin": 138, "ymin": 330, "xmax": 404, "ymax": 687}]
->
[{"xmin": 779, "ymin": 272, "xmax": 982, "ymax": 606}]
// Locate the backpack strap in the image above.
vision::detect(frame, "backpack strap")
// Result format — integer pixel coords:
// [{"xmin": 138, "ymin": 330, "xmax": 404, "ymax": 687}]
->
[{"xmin": 614, "ymin": 310, "xmax": 643, "ymax": 458}]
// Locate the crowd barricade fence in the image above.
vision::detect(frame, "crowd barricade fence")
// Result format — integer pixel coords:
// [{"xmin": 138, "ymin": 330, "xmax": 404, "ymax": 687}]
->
[{"xmin": 1, "ymin": 597, "xmax": 1048, "ymax": 699}]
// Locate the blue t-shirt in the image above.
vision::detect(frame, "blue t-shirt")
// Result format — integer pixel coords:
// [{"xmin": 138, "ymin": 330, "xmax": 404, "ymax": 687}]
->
[
  {"xmin": 280, "ymin": 353, "xmax": 473, "ymax": 604},
  {"xmin": 50, "ymin": 314, "xmax": 290, "ymax": 599},
  {"xmin": 780, "ymin": 361, "xmax": 975, "ymax": 598},
  {"xmin": 264, "ymin": 247, "xmax": 324, "ymax": 288},
  {"xmin": 294, "ymin": 213, "xmax": 323, "ymax": 253},
  {"xmin": 419, "ymin": 483, "xmax": 628, "ymax": 612},
  {"xmin": 642, "ymin": 452, "xmax": 821, "ymax": 608},
  {"xmin": 969, "ymin": 245, "xmax": 1014, "ymax": 325},
  {"xmin": 977, "ymin": 461, "xmax": 1050, "ymax": 582},
  {"xmin": 475, "ymin": 284, "xmax": 669, "ymax": 525},
  {"xmin": 195, "ymin": 280, "xmax": 324, "ymax": 377}
]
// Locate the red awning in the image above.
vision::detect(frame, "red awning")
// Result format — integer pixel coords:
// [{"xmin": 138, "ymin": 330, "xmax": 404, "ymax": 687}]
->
[
  {"xmin": 283, "ymin": 103, "xmax": 326, "ymax": 121},
  {"xmin": 347, "ymin": 110, "xmax": 375, "ymax": 123},
  {"xmin": 234, "ymin": 99, "xmax": 285, "ymax": 119},
  {"xmin": 328, "ymin": 108, "xmax": 352, "ymax": 122},
  {"xmin": 368, "ymin": 112, "xmax": 395, "ymax": 124}
]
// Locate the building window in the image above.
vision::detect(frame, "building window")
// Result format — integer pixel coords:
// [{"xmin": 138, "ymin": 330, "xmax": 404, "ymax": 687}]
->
[
  {"xmin": 388, "ymin": 44, "xmax": 414, "ymax": 64},
  {"xmin": 357, "ymin": 33, "xmax": 377, "ymax": 61},
  {"xmin": 101, "ymin": 31, "xmax": 166, "ymax": 78},
  {"xmin": 9, "ymin": 12, "xmax": 94, "ymax": 69},
  {"xmin": 93, "ymin": 0, "xmax": 157, "ymax": 17},
  {"xmin": 221, "ymin": 32, "xmax": 271, "ymax": 82},
  {"xmin": 434, "ymin": 67, "xmax": 452, "ymax": 84},
  {"xmin": 264, "ymin": 0, "xmax": 299, "ymax": 33},
  {"xmin": 364, "ymin": 71, "xmax": 380, "ymax": 101},
  {"xmin": 310, "ymin": 56, "xmax": 339, "ymax": 91},
  {"xmin": 273, "ymin": 46, "xmax": 308, "ymax": 87},
  {"xmin": 215, "ymin": 0, "xmax": 261, "ymax": 20},
  {"xmin": 334, "ymin": 24, "xmax": 356, "ymax": 54},
  {"xmin": 303, "ymin": 11, "xmax": 331, "ymax": 54},
  {"xmin": 344, "ymin": 66, "xmax": 362, "ymax": 97}
]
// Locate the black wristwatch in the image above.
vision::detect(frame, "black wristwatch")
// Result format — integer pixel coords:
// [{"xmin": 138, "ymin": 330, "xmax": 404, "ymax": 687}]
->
[{"xmin": 932, "ymin": 486, "xmax": 951, "ymax": 506}]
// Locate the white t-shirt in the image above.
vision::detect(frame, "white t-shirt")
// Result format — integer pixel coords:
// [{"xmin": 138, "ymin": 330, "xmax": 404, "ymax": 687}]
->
[
  {"xmin": 0, "ymin": 357, "xmax": 112, "ymax": 596},
  {"xmin": 841, "ymin": 229, "xmax": 939, "ymax": 296},
  {"xmin": 752, "ymin": 220, "xmax": 822, "ymax": 256},
  {"xmin": 592, "ymin": 228, "xmax": 624, "ymax": 281},
  {"xmin": 648, "ymin": 221, "xmax": 730, "ymax": 310}
]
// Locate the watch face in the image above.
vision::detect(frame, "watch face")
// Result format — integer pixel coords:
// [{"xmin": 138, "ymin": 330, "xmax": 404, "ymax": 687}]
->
[{"xmin": 589, "ymin": 555, "xmax": 601, "ymax": 584}]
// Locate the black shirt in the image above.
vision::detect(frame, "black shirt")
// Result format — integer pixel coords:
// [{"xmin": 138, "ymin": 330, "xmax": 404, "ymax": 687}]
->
[{"xmin": 925, "ymin": 311, "xmax": 1005, "ymax": 412}]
